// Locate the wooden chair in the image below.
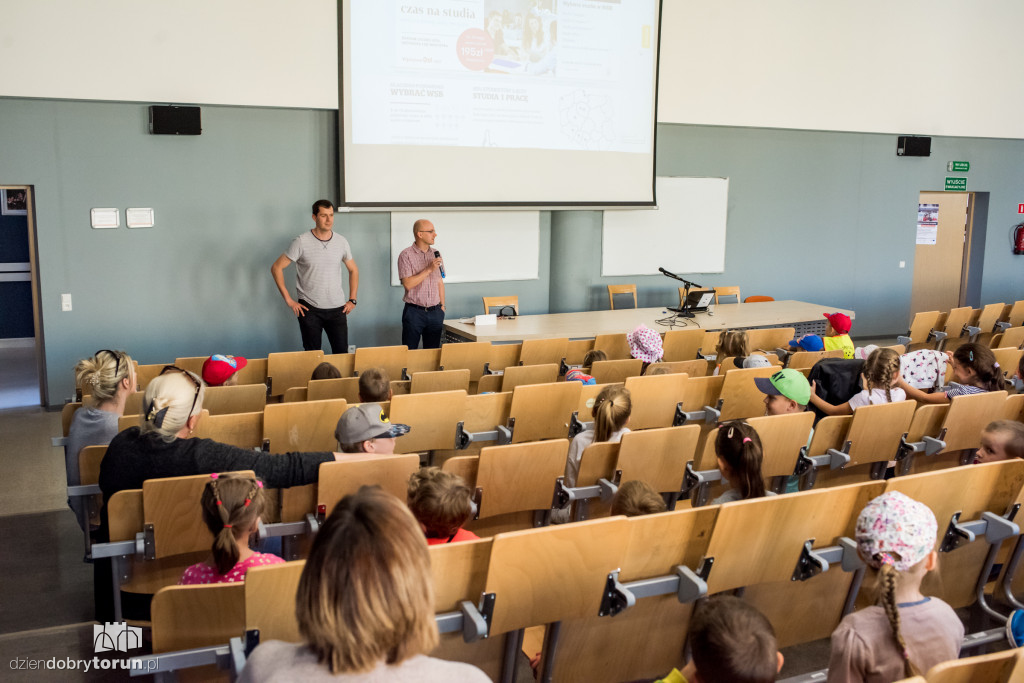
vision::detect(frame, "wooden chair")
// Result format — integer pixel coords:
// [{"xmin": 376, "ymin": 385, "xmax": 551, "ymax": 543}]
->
[
  {"xmin": 519, "ymin": 337, "xmax": 568, "ymax": 366},
  {"xmin": 321, "ymin": 352, "xmax": 355, "ymax": 377},
  {"xmin": 202, "ymin": 383, "xmax": 267, "ymax": 415},
  {"xmin": 439, "ymin": 341, "xmax": 493, "ymax": 381},
  {"xmin": 662, "ymin": 329, "xmax": 704, "ymax": 361},
  {"xmin": 922, "ymin": 647, "xmax": 1023, "ymax": 683},
  {"xmin": 501, "ymin": 364, "xmax": 559, "ymax": 392},
  {"xmin": 410, "ymin": 369, "xmax": 470, "ymax": 394},
  {"xmin": 282, "ymin": 387, "xmax": 307, "ymax": 402},
  {"xmin": 448, "ymin": 393, "xmax": 514, "ymax": 459},
  {"xmin": 307, "ymin": 377, "xmax": 360, "ymax": 402},
  {"xmin": 136, "ymin": 363, "xmax": 165, "ymax": 392},
  {"xmin": 787, "ymin": 349, "xmax": 843, "ymax": 369},
  {"xmin": 743, "ymin": 295, "xmax": 774, "ymax": 303},
  {"xmin": 999, "ymin": 326, "xmax": 1024, "ymax": 349},
  {"xmin": 317, "ymin": 453, "xmax": 420, "ymax": 513},
  {"xmin": 623, "ymin": 373, "xmax": 689, "ymax": 430},
  {"xmin": 745, "ymin": 412, "xmax": 815, "ymax": 487},
  {"xmin": 482, "ymin": 295, "xmax": 519, "ymax": 315},
  {"xmin": 1004, "ymin": 393, "xmax": 1024, "ymax": 422},
  {"xmin": 389, "ymin": 390, "xmax": 467, "ymax": 455},
  {"xmin": 245, "ymin": 560, "xmax": 305, "ymax": 644},
  {"xmin": 899, "ymin": 311, "xmax": 944, "ymax": 349},
  {"xmin": 716, "ymin": 366, "xmax": 777, "ymax": 421},
  {"xmin": 172, "ymin": 356, "xmax": 207, "ymax": 376},
  {"xmin": 713, "ymin": 286, "xmax": 740, "ymax": 304},
  {"xmin": 607, "ymin": 284, "xmax": 638, "ymax": 310},
  {"xmin": 508, "ymin": 382, "xmax": 581, "ymax": 443},
  {"xmin": 903, "ymin": 391, "xmax": 1009, "ymax": 474},
  {"xmin": 589, "ymin": 359, "xmax": 643, "ymax": 385},
  {"xmin": 406, "ymin": 347, "xmax": 441, "ymax": 374},
  {"xmin": 992, "ymin": 347, "xmax": 1024, "ymax": 382},
  {"xmin": 592, "ymin": 333, "xmax": 632, "ymax": 360},
  {"xmin": 150, "ymin": 582, "xmax": 246, "ymax": 679},
  {"xmin": 235, "ymin": 357, "xmax": 268, "ymax": 387},
  {"xmin": 267, "ymin": 350, "xmax": 323, "ymax": 398},
  {"xmin": 645, "ymin": 360, "xmax": 705, "ymax": 376},
  {"xmin": 718, "ymin": 353, "xmax": 781, "ymax": 374},
  {"xmin": 546, "ymin": 508, "xmax": 717, "ymax": 682},
  {"xmin": 475, "ymin": 374, "xmax": 503, "ymax": 394},
  {"xmin": 440, "ymin": 455, "xmax": 480, "ymax": 486},
  {"xmin": 473, "ymin": 440, "xmax": 570, "ymax": 535},
  {"xmin": 122, "ymin": 391, "xmax": 144, "ymax": 415},
  {"xmin": 193, "ymin": 410, "xmax": 264, "ymax": 449},
  {"xmin": 969, "ymin": 302, "xmax": 1008, "ymax": 344},
  {"xmin": 746, "ymin": 327, "xmax": 796, "ymax": 353},
  {"xmin": 263, "ymin": 399, "xmax": 348, "ymax": 453},
  {"xmin": 488, "ymin": 343, "xmax": 522, "ymax": 372},
  {"xmin": 353, "ymin": 345, "xmax": 408, "ymax": 383},
  {"xmin": 935, "ymin": 306, "xmax": 975, "ymax": 351},
  {"xmin": 617, "ymin": 425, "xmax": 701, "ymax": 494}
]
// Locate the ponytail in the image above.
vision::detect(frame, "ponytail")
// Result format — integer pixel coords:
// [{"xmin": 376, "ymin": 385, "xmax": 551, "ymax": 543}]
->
[
  {"xmin": 592, "ymin": 385, "xmax": 631, "ymax": 442},
  {"xmin": 877, "ymin": 562, "xmax": 919, "ymax": 678},
  {"xmin": 715, "ymin": 421, "xmax": 766, "ymax": 500},
  {"xmin": 200, "ymin": 474, "xmax": 265, "ymax": 575},
  {"xmin": 953, "ymin": 343, "xmax": 1004, "ymax": 392}
]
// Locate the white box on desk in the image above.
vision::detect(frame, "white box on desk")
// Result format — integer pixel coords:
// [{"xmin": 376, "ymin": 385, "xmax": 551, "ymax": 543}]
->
[{"xmin": 474, "ymin": 313, "xmax": 497, "ymax": 326}]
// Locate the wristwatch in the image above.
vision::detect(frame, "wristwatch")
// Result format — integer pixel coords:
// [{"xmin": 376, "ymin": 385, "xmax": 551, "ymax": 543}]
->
[{"xmin": 348, "ymin": 298, "xmax": 357, "ymax": 305}]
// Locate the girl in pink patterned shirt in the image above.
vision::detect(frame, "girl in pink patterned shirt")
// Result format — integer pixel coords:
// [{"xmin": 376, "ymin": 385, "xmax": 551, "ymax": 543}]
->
[{"xmin": 179, "ymin": 473, "xmax": 284, "ymax": 585}]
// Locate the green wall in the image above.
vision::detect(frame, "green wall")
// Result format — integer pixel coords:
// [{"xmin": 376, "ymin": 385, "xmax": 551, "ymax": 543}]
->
[{"xmin": 0, "ymin": 98, "xmax": 1019, "ymax": 406}]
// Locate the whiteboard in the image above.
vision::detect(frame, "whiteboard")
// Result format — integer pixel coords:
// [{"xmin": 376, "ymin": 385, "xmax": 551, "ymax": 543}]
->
[
  {"xmin": 390, "ymin": 211, "xmax": 540, "ymax": 285},
  {"xmin": 601, "ymin": 177, "xmax": 728, "ymax": 277}
]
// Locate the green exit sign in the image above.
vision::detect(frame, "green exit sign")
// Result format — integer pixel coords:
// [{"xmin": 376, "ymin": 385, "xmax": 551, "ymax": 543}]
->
[
  {"xmin": 947, "ymin": 161, "xmax": 970, "ymax": 172},
  {"xmin": 945, "ymin": 177, "xmax": 967, "ymax": 191}
]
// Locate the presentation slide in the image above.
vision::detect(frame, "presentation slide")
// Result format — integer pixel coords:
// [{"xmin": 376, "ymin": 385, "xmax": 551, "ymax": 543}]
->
[{"xmin": 341, "ymin": 0, "xmax": 660, "ymax": 207}]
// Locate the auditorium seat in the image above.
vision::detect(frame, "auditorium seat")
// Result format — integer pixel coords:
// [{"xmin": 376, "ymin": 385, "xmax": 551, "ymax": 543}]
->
[
  {"xmin": 482, "ymin": 295, "xmax": 519, "ymax": 315},
  {"xmin": 713, "ymin": 286, "xmax": 740, "ymax": 304},
  {"xmin": 607, "ymin": 283, "xmax": 638, "ymax": 310}
]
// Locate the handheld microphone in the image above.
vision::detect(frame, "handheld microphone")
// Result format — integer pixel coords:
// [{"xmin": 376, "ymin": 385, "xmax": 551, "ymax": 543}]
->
[{"xmin": 434, "ymin": 250, "xmax": 445, "ymax": 279}]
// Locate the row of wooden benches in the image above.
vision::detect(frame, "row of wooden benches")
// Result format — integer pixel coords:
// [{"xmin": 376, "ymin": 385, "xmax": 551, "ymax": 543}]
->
[
  {"xmin": 104, "ymin": 460, "xmax": 1024, "ymax": 682},
  {"xmin": 901, "ymin": 300, "xmax": 1024, "ymax": 351}
]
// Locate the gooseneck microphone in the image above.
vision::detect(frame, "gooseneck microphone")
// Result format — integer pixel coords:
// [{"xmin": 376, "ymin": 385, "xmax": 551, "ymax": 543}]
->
[{"xmin": 434, "ymin": 250, "xmax": 445, "ymax": 279}]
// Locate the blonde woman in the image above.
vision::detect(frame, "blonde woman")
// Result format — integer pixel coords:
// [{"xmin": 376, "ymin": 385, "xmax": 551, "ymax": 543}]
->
[{"xmin": 239, "ymin": 487, "xmax": 489, "ymax": 682}]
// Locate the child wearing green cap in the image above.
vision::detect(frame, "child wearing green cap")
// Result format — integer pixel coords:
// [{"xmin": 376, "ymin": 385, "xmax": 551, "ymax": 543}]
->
[{"xmin": 755, "ymin": 368, "xmax": 811, "ymax": 416}]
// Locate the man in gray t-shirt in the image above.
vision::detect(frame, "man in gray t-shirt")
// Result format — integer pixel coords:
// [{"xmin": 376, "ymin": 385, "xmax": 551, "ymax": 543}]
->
[{"xmin": 271, "ymin": 199, "xmax": 360, "ymax": 353}]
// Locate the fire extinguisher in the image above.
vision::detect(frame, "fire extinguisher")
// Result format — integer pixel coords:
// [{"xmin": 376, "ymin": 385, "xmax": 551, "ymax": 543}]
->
[{"xmin": 1014, "ymin": 222, "xmax": 1024, "ymax": 255}]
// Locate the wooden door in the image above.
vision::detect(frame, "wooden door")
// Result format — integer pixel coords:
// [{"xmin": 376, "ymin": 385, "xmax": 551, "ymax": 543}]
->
[{"xmin": 910, "ymin": 191, "xmax": 971, "ymax": 315}]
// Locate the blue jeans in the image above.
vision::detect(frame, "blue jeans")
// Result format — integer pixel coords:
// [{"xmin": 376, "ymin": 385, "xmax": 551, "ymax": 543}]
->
[{"xmin": 402, "ymin": 303, "xmax": 444, "ymax": 349}]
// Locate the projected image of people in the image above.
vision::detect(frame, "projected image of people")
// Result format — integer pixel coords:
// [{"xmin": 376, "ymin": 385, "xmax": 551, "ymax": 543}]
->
[{"xmin": 484, "ymin": 0, "xmax": 557, "ymax": 75}]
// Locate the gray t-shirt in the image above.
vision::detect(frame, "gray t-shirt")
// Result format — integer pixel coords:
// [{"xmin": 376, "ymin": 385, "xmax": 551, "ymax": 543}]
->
[
  {"xmin": 239, "ymin": 641, "xmax": 490, "ymax": 683},
  {"xmin": 66, "ymin": 406, "xmax": 120, "ymax": 485},
  {"xmin": 284, "ymin": 231, "xmax": 353, "ymax": 309}
]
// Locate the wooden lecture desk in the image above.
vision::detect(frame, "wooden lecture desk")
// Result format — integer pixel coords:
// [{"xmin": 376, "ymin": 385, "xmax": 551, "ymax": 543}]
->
[{"xmin": 443, "ymin": 300, "xmax": 855, "ymax": 343}]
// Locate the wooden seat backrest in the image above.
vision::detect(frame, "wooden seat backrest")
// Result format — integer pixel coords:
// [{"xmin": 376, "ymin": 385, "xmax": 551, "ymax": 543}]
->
[
  {"xmin": 992, "ymin": 348, "xmax": 1024, "ymax": 379},
  {"xmin": 564, "ymin": 339, "xmax": 594, "ymax": 365},
  {"xmin": 607, "ymin": 284, "xmax": 637, "ymax": 310},
  {"xmin": 549, "ymin": 507, "xmax": 718, "ymax": 683},
  {"xmin": 592, "ymin": 333, "xmax": 632, "ymax": 360},
  {"xmin": 118, "ymin": 414, "xmax": 138, "ymax": 432},
  {"xmin": 746, "ymin": 412, "xmax": 815, "ymax": 478},
  {"xmin": 482, "ymin": 295, "xmax": 519, "ymax": 315},
  {"xmin": 151, "ymin": 583, "xmax": 246, "ymax": 653},
  {"xmin": 321, "ymin": 352, "xmax": 355, "ymax": 377},
  {"xmin": 940, "ymin": 390, "xmax": 1008, "ymax": 451},
  {"xmin": 681, "ymin": 375, "xmax": 725, "ymax": 414},
  {"xmin": 307, "ymin": 377, "xmax": 360, "ymax": 402},
  {"xmin": 703, "ymin": 481, "xmax": 885, "ymax": 594},
  {"xmin": 317, "ymin": 454, "xmax": 420, "ymax": 512},
  {"xmin": 143, "ymin": 471, "xmax": 255, "ymax": 558},
  {"xmin": 267, "ymin": 350, "xmax": 324, "ymax": 397},
  {"xmin": 483, "ymin": 516, "xmax": 630, "ymax": 634},
  {"xmin": 843, "ymin": 399, "xmax": 917, "ymax": 468},
  {"xmin": 519, "ymin": 337, "xmax": 568, "ymax": 366},
  {"xmin": 135, "ymin": 363, "xmax": 165, "ymax": 392},
  {"xmin": 904, "ymin": 403, "xmax": 948, "ymax": 443},
  {"xmin": 1000, "ymin": 326, "xmax": 1024, "ymax": 349},
  {"xmin": 923, "ymin": 647, "xmax": 1022, "ymax": 683},
  {"xmin": 439, "ymin": 341, "xmax": 492, "ymax": 381},
  {"xmin": 1007, "ymin": 300, "xmax": 1024, "ymax": 328},
  {"xmin": 245, "ymin": 560, "xmax": 305, "ymax": 643},
  {"xmin": 662, "ymin": 329, "xmax": 704, "ymax": 361},
  {"xmin": 906, "ymin": 310, "xmax": 941, "ymax": 343},
  {"xmin": 488, "ymin": 343, "xmax": 522, "ymax": 372},
  {"xmin": 354, "ymin": 345, "xmax": 408, "ymax": 383},
  {"xmin": 590, "ymin": 358, "xmax": 643, "ymax": 384},
  {"xmin": 410, "ymin": 369, "xmax": 470, "ymax": 394},
  {"xmin": 390, "ymin": 390, "xmax": 468, "ymax": 453},
  {"xmin": 575, "ymin": 383, "xmax": 617, "ymax": 416},
  {"xmin": 406, "ymin": 347, "xmax": 441, "ymax": 373},
  {"xmin": 718, "ymin": 366, "xmax": 778, "ymax": 421},
  {"xmin": 123, "ymin": 391, "xmax": 144, "ymax": 415},
  {"xmin": 235, "ymin": 357, "xmax": 268, "ymax": 386},
  {"xmin": 283, "ymin": 387, "xmax": 308, "ymax": 402},
  {"xmin": 476, "ymin": 439, "xmax": 569, "ymax": 518},
  {"xmin": 804, "ymin": 414, "xmax": 852, "ymax": 458},
  {"xmin": 746, "ymin": 327, "xmax": 796, "ymax": 352},
  {"xmin": 577, "ymin": 442, "xmax": 620, "ymax": 486},
  {"xmin": 508, "ymin": 382, "xmax": 580, "ymax": 443},
  {"xmin": 976, "ymin": 303, "xmax": 1007, "ymax": 334},
  {"xmin": 61, "ymin": 401, "xmax": 82, "ymax": 437},
  {"xmin": 623, "ymin": 373, "xmax": 689, "ymax": 430},
  {"xmin": 719, "ymin": 353, "xmax": 781, "ymax": 374},
  {"xmin": 646, "ymin": 360, "xmax": 704, "ymax": 376},
  {"xmin": 441, "ymin": 455, "xmax": 479, "ymax": 487},
  {"xmin": 501, "ymin": 363, "xmax": 559, "ymax": 392},
  {"xmin": 79, "ymin": 445, "xmax": 107, "ymax": 486},
  {"xmin": 203, "ymin": 383, "xmax": 266, "ymax": 415},
  {"xmin": 463, "ymin": 393, "xmax": 513, "ymax": 442},
  {"xmin": 788, "ymin": 349, "xmax": 844, "ymax": 369},
  {"xmin": 713, "ymin": 286, "xmax": 740, "ymax": 304},
  {"xmin": 617, "ymin": 424, "xmax": 701, "ymax": 492},
  {"xmin": 193, "ymin": 410, "xmax": 263, "ymax": 449},
  {"xmin": 475, "ymin": 374, "xmax": 503, "ymax": 394},
  {"xmin": 264, "ymin": 399, "xmax": 348, "ymax": 453},
  {"xmin": 108, "ymin": 489, "xmax": 143, "ymax": 542},
  {"xmin": 172, "ymin": 356, "xmax": 206, "ymax": 376},
  {"xmin": 1003, "ymin": 393, "xmax": 1024, "ymax": 422},
  {"xmin": 700, "ymin": 330, "xmax": 721, "ymax": 357},
  {"xmin": 942, "ymin": 306, "xmax": 974, "ymax": 336}
]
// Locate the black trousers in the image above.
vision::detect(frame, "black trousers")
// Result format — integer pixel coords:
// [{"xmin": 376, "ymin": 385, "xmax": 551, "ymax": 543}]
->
[
  {"xmin": 402, "ymin": 303, "xmax": 444, "ymax": 349},
  {"xmin": 297, "ymin": 299, "xmax": 348, "ymax": 353}
]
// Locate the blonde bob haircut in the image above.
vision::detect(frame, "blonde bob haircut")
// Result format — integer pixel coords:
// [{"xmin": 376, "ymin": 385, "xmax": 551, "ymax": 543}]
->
[
  {"xmin": 296, "ymin": 486, "xmax": 438, "ymax": 673},
  {"xmin": 139, "ymin": 369, "xmax": 205, "ymax": 443}
]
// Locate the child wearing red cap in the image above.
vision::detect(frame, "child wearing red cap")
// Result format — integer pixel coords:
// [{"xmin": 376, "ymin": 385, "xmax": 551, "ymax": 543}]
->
[
  {"xmin": 202, "ymin": 354, "xmax": 248, "ymax": 386},
  {"xmin": 823, "ymin": 312, "xmax": 854, "ymax": 359}
]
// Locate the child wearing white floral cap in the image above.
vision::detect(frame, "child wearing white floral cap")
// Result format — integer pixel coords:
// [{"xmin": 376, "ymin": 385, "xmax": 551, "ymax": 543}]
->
[
  {"xmin": 628, "ymin": 324, "xmax": 663, "ymax": 372},
  {"xmin": 827, "ymin": 491, "xmax": 963, "ymax": 682}
]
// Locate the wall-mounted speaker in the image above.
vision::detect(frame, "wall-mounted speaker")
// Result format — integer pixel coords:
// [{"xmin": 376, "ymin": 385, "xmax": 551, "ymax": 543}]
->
[
  {"xmin": 149, "ymin": 106, "xmax": 202, "ymax": 135},
  {"xmin": 897, "ymin": 135, "xmax": 930, "ymax": 157}
]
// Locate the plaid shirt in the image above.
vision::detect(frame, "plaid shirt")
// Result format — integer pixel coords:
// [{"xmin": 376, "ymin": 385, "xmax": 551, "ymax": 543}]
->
[{"xmin": 397, "ymin": 243, "xmax": 442, "ymax": 307}]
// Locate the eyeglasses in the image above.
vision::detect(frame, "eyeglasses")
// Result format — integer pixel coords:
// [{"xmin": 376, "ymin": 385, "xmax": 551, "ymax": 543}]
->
[
  {"xmin": 160, "ymin": 365, "xmax": 202, "ymax": 417},
  {"xmin": 97, "ymin": 349, "xmax": 122, "ymax": 377}
]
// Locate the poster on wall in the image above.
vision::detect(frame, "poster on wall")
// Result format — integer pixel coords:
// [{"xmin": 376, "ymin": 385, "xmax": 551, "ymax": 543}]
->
[
  {"xmin": 1, "ymin": 189, "xmax": 28, "ymax": 216},
  {"xmin": 916, "ymin": 203, "xmax": 938, "ymax": 245}
]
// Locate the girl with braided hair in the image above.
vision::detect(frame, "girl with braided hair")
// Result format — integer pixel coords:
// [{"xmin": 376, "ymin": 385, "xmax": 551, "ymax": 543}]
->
[
  {"xmin": 809, "ymin": 347, "xmax": 906, "ymax": 416},
  {"xmin": 828, "ymin": 492, "xmax": 962, "ymax": 682},
  {"xmin": 179, "ymin": 473, "xmax": 283, "ymax": 584},
  {"xmin": 710, "ymin": 421, "xmax": 775, "ymax": 504}
]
